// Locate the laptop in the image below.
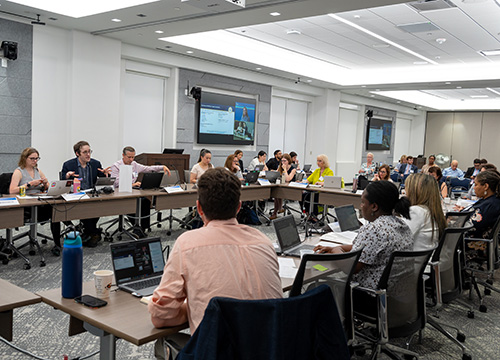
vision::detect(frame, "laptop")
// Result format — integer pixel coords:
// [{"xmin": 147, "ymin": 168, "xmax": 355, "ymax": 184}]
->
[
  {"xmin": 37, "ymin": 180, "xmax": 73, "ymax": 198},
  {"xmin": 335, "ymin": 204, "xmax": 361, "ymax": 232},
  {"xmin": 295, "ymin": 172, "xmax": 305, "ymax": 182},
  {"xmin": 134, "ymin": 172, "xmax": 164, "ymax": 189},
  {"xmin": 273, "ymin": 215, "xmax": 315, "ymax": 257},
  {"xmin": 323, "ymin": 176, "xmax": 342, "ymax": 189},
  {"xmin": 110, "ymin": 237, "xmax": 165, "ymax": 297},
  {"xmin": 95, "ymin": 177, "xmax": 116, "ymax": 190},
  {"xmin": 160, "ymin": 170, "xmax": 180, "ymax": 187},
  {"xmin": 244, "ymin": 171, "xmax": 259, "ymax": 184},
  {"xmin": 265, "ymin": 171, "xmax": 280, "ymax": 183},
  {"xmin": 302, "ymin": 164, "xmax": 312, "ymax": 172},
  {"xmin": 162, "ymin": 148, "xmax": 184, "ymax": 154},
  {"xmin": 254, "ymin": 164, "xmax": 264, "ymax": 171}
]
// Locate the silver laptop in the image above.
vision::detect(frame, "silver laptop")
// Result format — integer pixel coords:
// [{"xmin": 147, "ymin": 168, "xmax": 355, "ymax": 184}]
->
[
  {"xmin": 110, "ymin": 237, "xmax": 165, "ymax": 297},
  {"xmin": 323, "ymin": 176, "xmax": 342, "ymax": 189},
  {"xmin": 302, "ymin": 164, "xmax": 312, "ymax": 172},
  {"xmin": 95, "ymin": 177, "xmax": 116, "ymax": 190},
  {"xmin": 265, "ymin": 171, "xmax": 280, "ymax": 183},
  {"xmin": 335, "ymin": 205, "xmax": 361, "ymax": 232},
  {"xmin": 273, "ymin": 215, "xmax": 315, "ymax": 257},
  {"xmin": 160, "ymin": 170, "xmax": 180, "ymax": 187},
  {"xmin": 37, "ymin": 180, "xmax": 73, "ymax": 198}
]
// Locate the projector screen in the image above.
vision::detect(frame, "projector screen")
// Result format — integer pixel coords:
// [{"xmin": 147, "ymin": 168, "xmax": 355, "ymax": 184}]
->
[
  {"xmin": 366, "ymin": 118, "xmax": 392, "ymax": 151},
  {"xmin": 197, "ymin": 91, "xmax": 256, "ymax": 145}
]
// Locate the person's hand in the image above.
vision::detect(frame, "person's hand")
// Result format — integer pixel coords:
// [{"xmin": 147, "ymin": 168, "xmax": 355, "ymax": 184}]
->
[
  {"xmin": 316, "ymin": 181, "xmax": 324, "ymax": 186},
  {"xmin": 66, "ymin": 171, "xmax": 78, "ymax": 179},
  {"xmin": 314, "ymin": 245, "xmax": 334, "ymax": 253},
  {"xmin": 163, "ymin": 166, "xmax": 171, "ymax": 176},
  {"xmin": 453, "ymin": 205, "xmax": 464, "ymax": 212},
  {"xmin": 359, "ymin": 169, "xmax": 365, "ymax": 173},
  {"xmin": 133, "ymin": 181, "xmax": 141, "ymax": 188},
  {"xmin": 99, "ymin": 167, "xmax": 111, "ymax": 177}
]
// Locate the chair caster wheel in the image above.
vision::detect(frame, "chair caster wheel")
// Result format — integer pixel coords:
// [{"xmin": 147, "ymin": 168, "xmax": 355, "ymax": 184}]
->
[
  {"xmin": 479, "ymin": 304, "xmax": 487, "ymax": 313},
  {"xmin": 23, "ymin": 263, "xmax": 31, "ymax": 270},
  {"xmin": 484, "ymin": 288, "xmax": 491, "ymax": 296},
  {"xmin": 2, "ymin": 259, "xmax": 9, "ymax": 265},
  {"xmin": 462, "ymin": 353, "xmax": 472, "ymax": 360},
  {"xmin": 29, "ymin": 250, "xmax": 36, "ymax": 256},
  {"xmin": 157, "ymin": 224, "xmax": 162, "ymax": 228},
  {"xmin": 467, "ymin": 311, "xmax": 474, "ymax": 319},
  {"xmin": 117, "ymin": 235, "xmax": 122, "ymax": 241},
  {"xmin": 457, "ymin": 332, "xmax": 466, "ymax": 342},
  {"xmin": 167, "ymin": 231, "xmax": 171, "ymax": 236},
  {"xmin": 40, "ymin": 261, "xmax": 46, "ymax": 267},
  {"xmin": 41, "ymin": 239, "xmax": 48, "ymax": 244}
]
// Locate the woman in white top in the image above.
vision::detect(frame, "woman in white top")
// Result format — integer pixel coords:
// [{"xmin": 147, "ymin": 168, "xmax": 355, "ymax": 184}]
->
[
  {"xmin": 190, "ymin": 149, "xmax": 214, "ymax": 184},
  {"xmin": 224, "ymin": 154, "xmax": 244, "ymax": 181},
  {"xmin": 247, "ymin": 150, "xmax": 268, "ymax": 171},
  {"xmin": 403, "ymin": 173, "xmax": 447, "ymax": 251}
]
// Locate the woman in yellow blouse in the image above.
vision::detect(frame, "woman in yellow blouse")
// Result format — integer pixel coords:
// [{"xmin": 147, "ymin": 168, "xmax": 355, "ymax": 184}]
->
[{"xmin": 303, "ymin": 154, "xmax": 334, "ymax": 216}]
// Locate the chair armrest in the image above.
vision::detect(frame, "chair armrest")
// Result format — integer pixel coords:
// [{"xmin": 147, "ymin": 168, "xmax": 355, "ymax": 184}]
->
[
  {"xmin": 353, "ymin": 286, "xmax": 389, "ymax": 344},
  {"xmin": 464, "ymin": 237, "xmax": 493, "ymax": 243}
]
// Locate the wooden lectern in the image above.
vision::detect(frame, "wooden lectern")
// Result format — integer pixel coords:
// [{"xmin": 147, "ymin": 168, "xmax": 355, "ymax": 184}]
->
[{"xmin": 135, "ymin": 153, "xmax": 190, "ymax": 183}]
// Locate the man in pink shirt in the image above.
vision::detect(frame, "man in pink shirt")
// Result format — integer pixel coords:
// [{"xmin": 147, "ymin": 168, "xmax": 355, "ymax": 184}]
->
[{"xmin": 149, "ymin": 167, "xmax": 283, "ymax": 359}]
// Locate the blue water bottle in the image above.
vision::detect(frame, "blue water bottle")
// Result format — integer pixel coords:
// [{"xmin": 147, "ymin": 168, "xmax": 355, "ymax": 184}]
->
[{"xmin": 61, "ymin": 231, "xmax": 83, "ymax": 298}]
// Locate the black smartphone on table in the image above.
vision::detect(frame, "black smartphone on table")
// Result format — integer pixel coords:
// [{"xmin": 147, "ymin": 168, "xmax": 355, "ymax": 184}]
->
[{"xmin": 74, "ymin": 295, "xmax": 108, "ymax": 308}]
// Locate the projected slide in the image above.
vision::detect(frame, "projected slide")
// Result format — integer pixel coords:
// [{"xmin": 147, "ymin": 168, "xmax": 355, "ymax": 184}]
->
[
  {"xmin": 366, "ymin": 118, "xmax": 392, "ymax": 151},
  {"xmin": 200, "ymin": 104, "xmax": 234, "ymax": 135}
]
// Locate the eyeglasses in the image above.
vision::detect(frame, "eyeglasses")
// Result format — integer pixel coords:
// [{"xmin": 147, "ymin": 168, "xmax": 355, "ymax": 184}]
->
[
  {"xmin": 28, "ymin": 157, "xmax": 41, "ymax": 161},
  {"xmin": 81, "ymin": 150, "xmax": 93, "ymax": 155}
]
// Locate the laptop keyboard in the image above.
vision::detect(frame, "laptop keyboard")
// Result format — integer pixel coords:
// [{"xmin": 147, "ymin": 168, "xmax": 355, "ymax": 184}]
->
[{"xmin": 129, "ymin": 277, "xmax": 161, "ymax": 290}]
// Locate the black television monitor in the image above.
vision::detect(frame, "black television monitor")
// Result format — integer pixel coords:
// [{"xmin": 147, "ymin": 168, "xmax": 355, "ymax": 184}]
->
[
  {"xmin": 196, "ymin": 91, "xmax": 256, "ymax": 146},
  {"xmin": 162, "ymin": 148, "xmax": 184, "ymax": 154},
  {"xmin": 366, "ymin": 118, "xmax": 392, "ymax": 151}
]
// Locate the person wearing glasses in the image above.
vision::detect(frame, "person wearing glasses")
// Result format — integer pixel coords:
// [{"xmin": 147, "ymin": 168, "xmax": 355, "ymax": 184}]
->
[
  {"xmin": 224, "ymin": 154, "xmax": 244, "ymax": 181},
  {"xmin": 61, "ymin": 140, "xmax": 111, "ymax": 247},
  {"xmin": 9, "ymin": 147, "xmax": 61, "ymax": 255}
]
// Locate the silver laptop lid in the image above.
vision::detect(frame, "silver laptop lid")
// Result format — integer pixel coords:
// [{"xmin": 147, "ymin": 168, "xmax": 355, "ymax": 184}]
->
[
  {"xmin": 46, "ymin": 180, "xmax": 73, "ymax": 195},
  {"xmin": 110, "ymin": 237, "xmax": 165, "ymax": 286},
  {"xmin": 323, "ymin": 176, "xmax": 342, "ymax": 189}
]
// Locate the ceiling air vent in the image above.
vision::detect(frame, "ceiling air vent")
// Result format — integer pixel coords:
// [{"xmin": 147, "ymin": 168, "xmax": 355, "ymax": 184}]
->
[{"xmin": 408, "ymin": 0, "xmax": 457, "ymax": 12}]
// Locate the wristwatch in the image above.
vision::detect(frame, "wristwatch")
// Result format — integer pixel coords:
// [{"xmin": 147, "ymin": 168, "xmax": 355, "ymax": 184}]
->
[{"xmin": 26, "ymin": 183, "xmax": 31, "ymax": 189}]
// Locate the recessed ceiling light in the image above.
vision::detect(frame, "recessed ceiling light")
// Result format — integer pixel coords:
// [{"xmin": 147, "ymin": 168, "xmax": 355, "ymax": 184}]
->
[
  {"xmin": 470, "ymin": 95, "xmax": 489, "ymax": 98},
  {"xmin": 155, "ymin": 30, "xmax": 164, "ymax": 34},
  {"xmin": 397, "ymin": 101, "xmax": 401, "ymax": 103},
  {"xmin": 413, "ymin": 61, "xmax": 429, "ymax": 65},
  {"xmin": 445, "ymin": 82, "xmax": 451, "ymax": 84},
  {"xmin": 456, "ymin": 86, "xmax": 462, "ymax": 89},
  {"xmin": 286, "ymin": 29, "xmax": 302, "ymax": 35},
  {"xmin": 370, "ymin": 95, "xmax": 375, "ymax": 97},
  {"xmin": 270, "ymin": 12, "xmax": 281, "ymax": 16},
  {"xmin": 306, "ymin": 79, "xmax": 312, "ymax": 83},
  {"xmin": 353, "ymin": 15, "xmax": 361, "ymax": 19},
  {"xmin": 5, "ymin": 0, "xmax": 160, "ymax": 18},
  {"xmin": 255, "ymin": 67, "xmax": 262, "ymax": 71},
  {"xmin": 111, "ymin": 18, "xmax": 122, "ymax": 22},
  {"xmin": 435, "ymin": 38, "xmax": 446, "ymax": 44},
  {"xmin": 479, "ymin": 49, "xmax": 500, "ymax": 56},
  {"xmin": 186, "ymin": 50, "xmax": 193, "ymax": 54},
  {"xmin": 372, "ymin": 44, "xmax": 390, "ymax": 48},
  {"xmin": 361, "ymin": 85, "xmax": 366, "ymax": 88},
  {"xmin": 435, "ymin": 56, "xmax": 441, "ymax": 59},
  {"xmin": 376, "ymin": 88, "xmax": 380, "ymax": 91}
]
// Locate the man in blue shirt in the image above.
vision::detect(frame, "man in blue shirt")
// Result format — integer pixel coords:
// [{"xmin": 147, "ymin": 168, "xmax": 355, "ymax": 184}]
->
[{"xmin": 442, "ymin": 160, "xmax": 464, "ymax": 178}]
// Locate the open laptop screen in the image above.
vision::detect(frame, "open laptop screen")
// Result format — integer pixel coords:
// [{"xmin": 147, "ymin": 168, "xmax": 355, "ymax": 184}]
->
[
  {"xmin": 273, "ymin": 215, "xmax": 301, "ymax": 252},
  {"xmin": 111, "ymin": 237, "xmax": 165, "ymax": 285},
  {"xmin": 335, "ymin": 205, "xmax": 360, "ymax": 232}
]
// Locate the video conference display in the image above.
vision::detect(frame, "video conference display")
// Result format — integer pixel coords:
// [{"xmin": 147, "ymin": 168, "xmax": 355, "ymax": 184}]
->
[
  {"xmin": 366, "ymin": 118, "xmax": 393, "ymax": 151},
  {"xmin": 197, "ymin": 91, "xmax": 256, "ymax": 145}
]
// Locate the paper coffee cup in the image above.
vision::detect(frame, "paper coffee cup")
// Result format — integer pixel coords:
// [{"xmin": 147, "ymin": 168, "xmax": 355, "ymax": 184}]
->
[
  {"xmin": 94, "ymin": 270, "xmax": 113, "ymax": 299},
  {"xmin": 300, "ymin": 249, "xmax": 315, "ymax": 269}
]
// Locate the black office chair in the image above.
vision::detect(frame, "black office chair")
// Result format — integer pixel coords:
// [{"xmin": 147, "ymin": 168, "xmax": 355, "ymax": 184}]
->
[
  {"xmin": 446, "ymin": 209, "xmax": 474, "ymax": 228},
  {"xmin": 354, "ymin": 248, "xmax": 434, "ymax": 360},
  {"xmin": 289, "ymin": 249, "xmax": 363, "ymax": 346},
  {"xmin": 427, "ymin": 226, "xmax": 473, "ymax": 360},
  {"xmin": 448, "ymin": 178, "xmax": 471, "ymax": 199},
  {"xmin": 176, "ymin": 285, "xmax": 350, "ymax": 360}
]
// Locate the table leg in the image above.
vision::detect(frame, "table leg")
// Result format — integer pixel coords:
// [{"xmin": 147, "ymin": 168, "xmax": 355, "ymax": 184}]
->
[
  {"xmin": 84, "ymin": 322, "xmax": 116, "ymax": 360},
  {"xmin": 0, "ymin": 310, "xmax": 13, "ymax": 341}
]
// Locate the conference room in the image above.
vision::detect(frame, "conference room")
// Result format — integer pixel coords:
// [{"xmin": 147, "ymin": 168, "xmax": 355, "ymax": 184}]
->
[{"xmin": 1, "ymin": 0, "xmax": 500, "ymax": 358}]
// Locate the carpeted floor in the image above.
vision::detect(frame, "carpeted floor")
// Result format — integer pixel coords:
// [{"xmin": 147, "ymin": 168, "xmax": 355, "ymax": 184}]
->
[{"xmin": 1, "ymin": 205, "xmax": 500, "ymax": 359}]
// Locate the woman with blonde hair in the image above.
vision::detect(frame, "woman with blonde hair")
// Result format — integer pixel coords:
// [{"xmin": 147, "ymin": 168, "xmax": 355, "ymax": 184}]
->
[{"xmin": 403, "ymin": 173, "xmax": 447, "ymax": 251}]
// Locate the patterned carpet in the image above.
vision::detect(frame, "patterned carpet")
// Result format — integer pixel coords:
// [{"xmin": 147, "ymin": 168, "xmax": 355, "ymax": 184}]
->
[{"xmin": 1, "ymin": 205, "xmax": 500, "ymax": 359}]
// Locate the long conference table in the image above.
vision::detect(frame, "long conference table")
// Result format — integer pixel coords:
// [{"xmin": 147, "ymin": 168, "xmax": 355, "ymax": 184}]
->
[{"xmin": 0, "ymin": 183, "xmax": 361, "ymax": 228}]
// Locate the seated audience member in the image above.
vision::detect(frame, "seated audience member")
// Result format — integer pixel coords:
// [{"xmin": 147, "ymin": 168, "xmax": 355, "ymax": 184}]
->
[
  {"xmin": 465, "ymin": 163, "xmax": 498, "ymax": 199},
  {"xmin": 110, "ymin": 146, "xmax": 170, "ymax": 233},
  {"xmin": 247, "ymin": 150, "xmax": 269, "ymax": 171},
  {"xmin": 190, "ymin": 149, "xmax": 214, "ymax": 184},
  {"xmin": 266, "ymin": 149, "xmax": 282, "ymax": 171},
  {"xmin": 398, "ymin": 155, "xmax": 418, "ymax": 177},
  {"xmin": 289, "ymin": 151, "xmax": 299, "ymax": 169},
  {"xmin": 149, "ymin": 168, "xmax": 283, "ymax": 358},
  {"xmin": 314, "ymin": 181, "xmax": 413, "ymax": 291},
  {"xmin": 442, "ymin": 160, "xmax": 464, "ymax": 178},
  {"xmin": 373, "ymin": 164, "xmax": 392, "ymax": 182},
  {"xmin": 270, "ymin": 153, "xmax": 297, "ymax": 220},
  {"xmin": 481, "ymin": 158, "xmax": 488, "ymax": 165},
  {"xmin": 302, "ymin": 154, "xmax": 334, "ymax": 217},
  {"xmin": 428, "ymin": 166, "xmax": 448, "ymax": 198},
  {"xmin": 9, "ymin": 147, "xmax": 61, "ymax": 256},
  {"xmin": 234, "ymin": 150, "xmax": 244, "ymax": 171},
  {"xmin": 359, "ymin": 152, "xmax": 376, "ymax": 176},
  {"xmin": 464, "ymin": 158, "xmax": 481, "ymax": 179},
  {"xmin": 396, "ymin": 155, "xmax": 407, "ymax": 172},
  {"xmin": 421, "ymin": 155, "xmax": 436, "ymax": 174},
  {"xmin": 61, "ymin": 141, "xmax": 110, "ymax": 247},
  {"xmin": 404, "ymin": 173, "xmax": 447, "ymax": 251},
  {"xmin": 224, "ymin": 154, "xmax": 244, "ymax": 181}
]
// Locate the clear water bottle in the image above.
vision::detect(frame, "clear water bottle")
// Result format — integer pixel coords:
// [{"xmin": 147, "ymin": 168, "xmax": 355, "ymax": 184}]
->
[{"xmin": 62, "ymin": 231, "xmax": 83, "ymax": 299}]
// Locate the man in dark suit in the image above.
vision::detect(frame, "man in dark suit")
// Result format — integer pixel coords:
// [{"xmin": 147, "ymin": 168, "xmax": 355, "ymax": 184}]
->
[
  {"xmin": 61, "ymin": 140, "xmax": 110, "ymax": 247},
  {"xmin": 464, "ymin": 158, "xmax": 481, "ymax": 179},
  {"xmin": 266, "ymin": 149, "xmax": 282, "ymax": 171},
  {"xmin": 398, "ymin": 155, "xmax": 418, "ymax": 177}
]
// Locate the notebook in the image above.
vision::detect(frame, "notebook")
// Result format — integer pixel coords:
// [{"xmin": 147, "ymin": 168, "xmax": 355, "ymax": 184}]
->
[
  {"xmin": 335, "ymin": 204, "xmax": 361, "ymax": 232},
  {"xmin": 323, "ymin": 176, "xmax": 342, "ymax": 189},
  {"xmin": 110, "ymin": 237, "xmax": 165, "ymax": 297},
  {"xmin": 134, "ymin": 172, "xmax": 164, "ymax": 189},
  {"xmin": 37, "ymin": 180, "xmax": 73, "ymax": 198},
  {"xmin": 273, "ymin": 215, "xmax": 315, "ymax": 257}
]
